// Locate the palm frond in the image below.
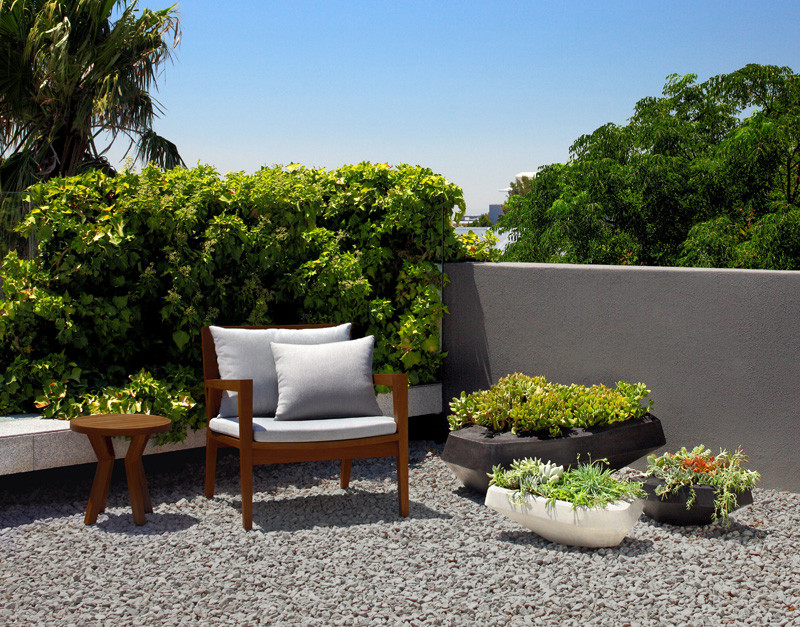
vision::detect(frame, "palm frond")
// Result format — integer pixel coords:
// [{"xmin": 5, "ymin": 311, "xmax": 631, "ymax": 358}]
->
[
  {"xmin": 135, "ymin": 128, "xmax": 184, "ymax": 170},
  {"xmin": 0, "ymin": 0, "xmax": 181, "ymax": 189}
]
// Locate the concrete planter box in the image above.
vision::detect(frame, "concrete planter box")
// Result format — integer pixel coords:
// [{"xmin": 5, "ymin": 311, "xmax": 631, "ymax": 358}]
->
[
  {"xmin": 442, "ymin": 414, "xmax": 666, "ymax": 493},
  {"xmin": 485, "ymin": 485, "xmax": 644, "ymax": 548},
  {"xmin": 641, "ymin": 478, "xmax": 753, "ymax": 526},
  {"xmin": 376, "ymin": 382, "xmax": 442, "ymax": 418}
]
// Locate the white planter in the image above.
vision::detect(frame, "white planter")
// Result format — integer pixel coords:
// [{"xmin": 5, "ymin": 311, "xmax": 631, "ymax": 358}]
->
[{"xmin": 485, "ymin": 485, "xmax": 643, "ymax": 548}]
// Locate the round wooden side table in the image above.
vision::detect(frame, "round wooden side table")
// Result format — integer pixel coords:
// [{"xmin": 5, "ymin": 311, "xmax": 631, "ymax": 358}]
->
[{"xmin": 70, "ymin": 414, "xmax": 172, "ymax": 526}]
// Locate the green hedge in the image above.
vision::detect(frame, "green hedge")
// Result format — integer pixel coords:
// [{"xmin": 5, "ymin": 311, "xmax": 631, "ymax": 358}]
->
[{"xmin": 0, "ymin": 162, "xmax": 476, "ymax": 442}]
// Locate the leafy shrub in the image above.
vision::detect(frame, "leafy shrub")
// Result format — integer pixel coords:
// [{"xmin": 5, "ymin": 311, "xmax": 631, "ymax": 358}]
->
[
  {"xmin": 645, "ymin": 445, "xmax": 761, "ymax": 523},
  {"xmin": 0, "ymin": 352, "xmax": 83, "ymax": 415},
  {"xmin": 489, "ymin": 457, "xmax": 645, "ymax": 510},
  {"xmin": 453, "ymin": 230, "xmax": 502, "ymax": 262},
  {"xmin": 0, "ymin": 162, "xmax": 470, "ymax": 439},
  {"xmin": 448, "ymin": 373, "xmax": 652, "ymax": 437},
  {"xmin": 29, "ymin": 368, "xmax": 201, "ymax": 445}
]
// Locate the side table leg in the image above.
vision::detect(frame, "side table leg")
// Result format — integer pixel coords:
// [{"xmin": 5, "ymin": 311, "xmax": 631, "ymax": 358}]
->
[
  {"xmin": 85, "ymin": 435, "xmax": 115, "ymax": 525},
  {"xmin": 125, "ymin": 435, "xmax": 151, "ymax": 525}
]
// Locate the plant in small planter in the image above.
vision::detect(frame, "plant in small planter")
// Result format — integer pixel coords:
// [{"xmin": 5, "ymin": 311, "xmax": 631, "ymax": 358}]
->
[
  {"xmin": 485, "ymin": 457, "xmax": 645, "ymax": 548},
  {"xmin": 641, "ymin": 445, "xmax": 761, "ymax": 526},
  {"xmin": 441, "ymin": 374, "xmax": 666, "ymax": 492}
]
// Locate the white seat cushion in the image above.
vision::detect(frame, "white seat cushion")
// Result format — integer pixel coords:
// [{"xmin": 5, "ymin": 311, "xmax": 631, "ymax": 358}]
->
[{"xmin": 208, "ymin": 415, "xmax": 397, "ymax": 443}]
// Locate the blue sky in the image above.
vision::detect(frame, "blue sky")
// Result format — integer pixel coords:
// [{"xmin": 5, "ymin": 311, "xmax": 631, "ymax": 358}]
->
[{"xmin": 125, "ymin": 1, "xmax": 800, "ymax": 212}]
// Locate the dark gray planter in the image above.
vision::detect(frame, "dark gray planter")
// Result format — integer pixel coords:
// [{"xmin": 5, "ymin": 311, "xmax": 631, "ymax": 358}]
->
[
  {"xmin": 441, "ymin": 413, "xmax": 666, "ymax": 493},
  {"xmin": 641, "ymin": 478, "xmax": 753, "ymax": 526}
]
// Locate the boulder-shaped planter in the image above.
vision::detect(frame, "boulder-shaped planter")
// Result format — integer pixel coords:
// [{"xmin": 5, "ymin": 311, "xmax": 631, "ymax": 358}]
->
[
  {"xmin": 641, "ymin": 478, "xmax": 753, "ymax": 526},
  {"xmin": 485, "ymin": 486, "xmax": 644, "ymax": 548},
  {"xmin": 442, "ymin": 413, "xmax": 665, "ymax": 493}
]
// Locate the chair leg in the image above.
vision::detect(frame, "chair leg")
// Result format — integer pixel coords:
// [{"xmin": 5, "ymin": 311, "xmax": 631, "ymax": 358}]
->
[
  {"xmin": 340, "ymin": 459, "xmax": 352, "ymax": 488},
  {"xmin": 205, "ymin": 438, "xmax": 218, "ymax": 498},
  {"xmin": 397, "ymin": 446, "xmax": 409, "ymax": 517},
  {"xmin": 240, "ymin": 452, "xmax": 253, "ymax": 530}
]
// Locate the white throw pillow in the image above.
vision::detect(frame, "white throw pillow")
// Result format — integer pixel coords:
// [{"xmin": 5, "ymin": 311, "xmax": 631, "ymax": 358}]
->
[
  {"xmin": 209, "ymin": 324, "xmax": 351, "ymax": 417},
  {"xmin": 271, "ymin": 336, "xmax": 382, "ymax": 420}
]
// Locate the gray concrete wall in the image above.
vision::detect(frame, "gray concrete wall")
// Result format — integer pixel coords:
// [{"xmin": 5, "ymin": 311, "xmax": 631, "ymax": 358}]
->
[{"xmin": 442, "ymin": 262, "xmax": 800, "ymax": 492}]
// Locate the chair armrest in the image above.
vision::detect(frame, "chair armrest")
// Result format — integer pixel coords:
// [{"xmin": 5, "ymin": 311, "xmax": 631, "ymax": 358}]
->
[
  {"xmin": 204, "ymin": 378, "xmax": 254, "ymax": 444},
  {"xmin": 205, "ymin": 379, "xmax": 252, "ymax": 392},
  {"xmin": 373, "ymin": 374, "xmax": 408, "ymax": 438}
]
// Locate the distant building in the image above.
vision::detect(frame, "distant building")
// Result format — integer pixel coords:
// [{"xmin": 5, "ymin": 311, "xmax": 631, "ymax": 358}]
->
[
  {"xmin": 457, "ymin": 172, "xmax": 534, "ymax": 226},
  {"xmin": 488, "ymin": 204, "xmax": 503, "ymax": 224},
  {"xmin": 456, "ymin": 213, "xmax": 483, "ymax": 225},
  {"xmin": 456, "ymin": 204, "xmax": 504, "ymax": 226}
]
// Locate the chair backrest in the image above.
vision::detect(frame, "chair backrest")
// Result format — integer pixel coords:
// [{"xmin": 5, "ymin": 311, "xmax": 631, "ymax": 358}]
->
[{"xmin": 200, "ymin": 324, "xmax": 346, "ymax": 416}]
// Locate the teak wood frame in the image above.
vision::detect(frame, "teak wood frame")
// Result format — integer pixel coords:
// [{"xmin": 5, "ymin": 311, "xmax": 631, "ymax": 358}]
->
[{"xmin": 201, "ymin": 324, "xmax": 410, "ymax": 530}]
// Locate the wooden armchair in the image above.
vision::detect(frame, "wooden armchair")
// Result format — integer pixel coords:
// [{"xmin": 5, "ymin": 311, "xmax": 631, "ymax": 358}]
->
[{"xmin": 201, "ymin": 324, "xmax": 409, "ymax": 530}]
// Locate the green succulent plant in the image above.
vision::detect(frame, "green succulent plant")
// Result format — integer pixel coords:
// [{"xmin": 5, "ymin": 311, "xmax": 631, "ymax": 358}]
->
[
  {"xmin": 488, "ymin": 457, "xmax": 565, "ymax": 492},
  {"xmin": 449, "ymin": 373, "xmax": 652, "ymax": 436},
  {"xmin": 489, "ymin": 457, "xmax": 645, "ymax": 510},
  {"xmin": 645, "ymin": 445, "xmax": 761, "ymax": 524}
]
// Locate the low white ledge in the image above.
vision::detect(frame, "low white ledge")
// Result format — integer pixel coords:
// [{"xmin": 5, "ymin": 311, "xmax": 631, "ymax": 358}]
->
[
  {"xmin": 0, "ymin": 416, "xmax": 206, "ymax": 476},
  {"xmin": 0, "ymin": 383, "xmax": 442, "ymax": 476}
]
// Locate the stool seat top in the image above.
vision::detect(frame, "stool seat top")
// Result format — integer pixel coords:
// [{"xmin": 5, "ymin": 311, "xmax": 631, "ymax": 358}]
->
[{"xmin": 70, "ymin": 414, "xmax": 171, "ymax": 436}]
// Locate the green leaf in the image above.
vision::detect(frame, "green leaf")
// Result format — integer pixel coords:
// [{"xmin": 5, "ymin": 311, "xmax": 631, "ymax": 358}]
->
[
  {"xmin": 172, "ymin": 330, "xmax": 190, "ymax": 350},
  {"xmin": 112, "ymin": 295, "xmax": 128, "ymax": 309},
  {"xmin": 401, "ymin": 351, "xmax": 421, "ymax": 368},
  {"xmin": 422, "ymin": 336, "xmax": 439, "ymax": 352}
]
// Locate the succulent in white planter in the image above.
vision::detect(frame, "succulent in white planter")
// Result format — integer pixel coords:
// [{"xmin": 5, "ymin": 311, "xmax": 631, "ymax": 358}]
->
[{"xmin": 485, "ymin": 457, "xmax": 645, "ymax": 548}]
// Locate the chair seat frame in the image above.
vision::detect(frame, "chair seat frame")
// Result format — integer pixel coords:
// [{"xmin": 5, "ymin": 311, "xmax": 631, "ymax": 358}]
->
[{"xmin": 201, "ymin": 325, "xmax": 409, "ymax": 530}]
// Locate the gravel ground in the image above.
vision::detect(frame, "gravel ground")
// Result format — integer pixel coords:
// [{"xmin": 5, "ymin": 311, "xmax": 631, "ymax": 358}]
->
[{"xmin": 1, "ymin": 441, "xmax": 799, "ymax": 626}]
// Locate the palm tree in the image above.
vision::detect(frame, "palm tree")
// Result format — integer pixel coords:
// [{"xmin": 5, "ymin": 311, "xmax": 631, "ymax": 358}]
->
[{"xmin": 0, "ymin": 0, "xmax": 184, "ymax": 192}]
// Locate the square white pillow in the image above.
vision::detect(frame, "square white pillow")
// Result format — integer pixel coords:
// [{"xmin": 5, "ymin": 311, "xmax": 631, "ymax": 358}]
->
[
  {"xmin": 209, "ymin": 324, "xmax": 351, "ymax": 417},
  {"xmin": 271, "ymin": 336, "xmax": 383, "ymax": 420}
]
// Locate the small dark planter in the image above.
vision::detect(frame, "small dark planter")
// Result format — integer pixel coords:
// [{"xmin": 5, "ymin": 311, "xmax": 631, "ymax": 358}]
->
[
  {"xmin": 441, "ymin": 413, "xmax": 666, "ymax": 493},
  {"xmin": 641, "ymin": 478, "xmax": 753, "ymax": 526}
]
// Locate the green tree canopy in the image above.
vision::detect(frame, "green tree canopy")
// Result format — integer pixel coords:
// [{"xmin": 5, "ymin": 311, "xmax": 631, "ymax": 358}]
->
[
  {"xmin": 0, "ymin": 0, "xmax": 183, "ymax": 192},
  {"xmin": 500, "ymin": 64, "xmax": 800, "ymax": 269},
  {"xmin": 506, "ymin": 174, "xmax": 535, "ymax": 198}
]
